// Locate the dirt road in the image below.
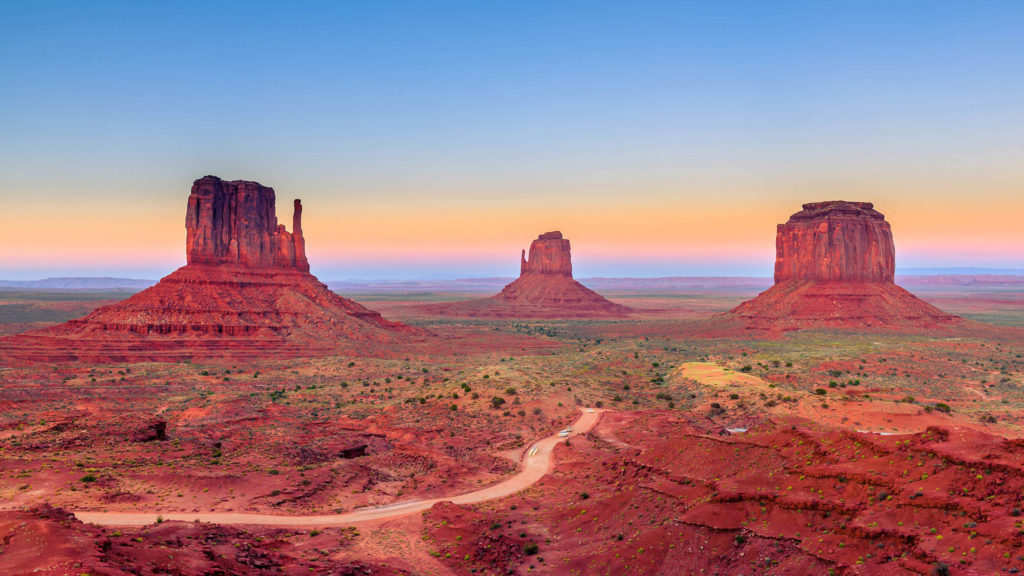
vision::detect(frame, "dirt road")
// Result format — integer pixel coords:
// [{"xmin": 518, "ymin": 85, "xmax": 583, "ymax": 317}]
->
[{"xmin": 74, "ymin": 409, "xmax": 602, "ymax": 527}]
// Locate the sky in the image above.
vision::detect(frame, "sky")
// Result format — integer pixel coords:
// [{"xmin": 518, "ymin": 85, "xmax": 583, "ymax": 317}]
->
[{"xmin": 1, "ymin": 1, "xmax": 1023, "ymax": 280}]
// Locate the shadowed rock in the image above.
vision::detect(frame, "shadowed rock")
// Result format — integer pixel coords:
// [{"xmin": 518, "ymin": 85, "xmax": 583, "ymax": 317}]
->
[{"xmin": 130, "ymin": 419, "xmax": 167, "ymax": 442}]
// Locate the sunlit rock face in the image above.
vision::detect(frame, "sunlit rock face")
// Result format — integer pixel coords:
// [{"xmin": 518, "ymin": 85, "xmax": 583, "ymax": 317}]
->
[
  {"xmin": 519, "ymin": 231, "xmax": 573, "ymax": 277},
  {"xmin": 0, "ymin": 176, "xmax": 414, "ymax": 362},
  {"xmin": 422, "ymin": 231, "xmax": 631, "ymax": 319},
  {"xmin": 731, "ymin": 201, "xmax": 958, "ymax": 330},
  {"xmin": 185, "ymin": 176, "xmax": 308, "ymax": 272},
  {"xmin": 773, "ymin": 201, "xmax": 894, "ymax": 284}
]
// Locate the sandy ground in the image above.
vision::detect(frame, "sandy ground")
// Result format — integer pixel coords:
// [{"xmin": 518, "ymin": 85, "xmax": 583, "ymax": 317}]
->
[{"xmin": 74, "ymin": 408, "xmax": 603, "ymax": 528}]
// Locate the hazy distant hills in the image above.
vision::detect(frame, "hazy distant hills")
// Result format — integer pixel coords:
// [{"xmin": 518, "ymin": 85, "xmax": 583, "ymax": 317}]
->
[
  {"xmin": 0, "ymin": 277, "xmax": 156, "ymax": 291},
  {"xmin": 2, "ymin": 270, "xmax": 1023, "ymax": 293}
]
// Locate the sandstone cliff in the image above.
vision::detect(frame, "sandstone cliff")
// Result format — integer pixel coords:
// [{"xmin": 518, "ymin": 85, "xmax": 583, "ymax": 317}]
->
[
  {"xmin": 425, "ymin": 231, "xmax": 630, "ymax": 319},
  {"xmin": 520, "ymin": 231, "xmax": 573, "ymax": 277},
  {"xmin": 0, "ymin": 176, "xmax": 414, "ymax": 362},
  {"xmin": 732, "ymin": 201, "xmax": 958, "ymax": 330},
  {"xmin": 774, "ymin": 201, "xmax": 894, "ymax": 284},
  {"xmin": 185, "ymin": 176, "xmax": 309, "ymax": 271}
]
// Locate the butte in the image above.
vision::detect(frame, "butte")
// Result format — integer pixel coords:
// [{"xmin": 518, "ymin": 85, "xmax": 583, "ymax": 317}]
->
[
  {"xmin": 730, "ymin": 201, "xmax": 959, "ymax": 330},
  {"xmin": 424, "ymin": 231, "xmax": 631, "ymax": 319},
  {"xmin": 0, "ymin": 176, "xmax": 414, "ymax": 362}
]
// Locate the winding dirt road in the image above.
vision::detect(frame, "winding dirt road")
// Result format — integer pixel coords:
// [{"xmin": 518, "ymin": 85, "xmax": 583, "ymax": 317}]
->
[{"xmin": 74, "ymin": 409, "xmax": 602, "ymax": 528}]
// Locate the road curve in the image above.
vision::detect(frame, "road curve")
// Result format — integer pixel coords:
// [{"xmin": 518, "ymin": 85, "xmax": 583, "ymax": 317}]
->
[{"xmin": 74, "ymin": 409, "xmax": 602, "ymax": 528}]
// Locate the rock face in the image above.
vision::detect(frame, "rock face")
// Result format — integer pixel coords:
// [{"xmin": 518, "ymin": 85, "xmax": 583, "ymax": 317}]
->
[
  {"xmin": 0, "ymin": 176, "xmax": 415, "ymax": 362},
  {"xmin": 185, "ymin": 176, "xmax": 308, "ymax": 271},
  {"xmin": 425, "ymin": 231, "xmax": 630, "ymax": 318},
  {"xmin": 520, "ymin": 231, "xmax": 572, "ymax": 277},
  {"xmin": 130, "ymin": 419, "xmax": 167, "ymax": 442},
  {"xmin": 731, "ymin": 201, "xmax": 958, "ymax": 330},
  {"xmin": 774, "ymin": 201, "xmax": 894, "ymax": 284}
]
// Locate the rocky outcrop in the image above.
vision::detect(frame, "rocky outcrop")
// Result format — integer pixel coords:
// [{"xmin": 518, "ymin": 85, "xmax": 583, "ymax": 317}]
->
[
  {"xmin": 130, "ymin": 419, "xmax": 167, "ymax": 442},
  {"xmin": 185, "ymin": 176, "xmax": 308, "ymax": 271},
  {"xmin": 424, "ymin": 231, "xmax": 630, "ymax": 319},
  {"xmin": 520, "ymin": 232, "xmax": 572, "ymax": 277},
  {"xmin": 0, "ymin": 176, "xmax": 415, "ymax": 362},
  {"xmin": 774, "ymin": 201, "xmax": 894, "ymax": 284},
  {"xmin": 732, "ymin": 201, "xmax": 959, "ymax": 330}
]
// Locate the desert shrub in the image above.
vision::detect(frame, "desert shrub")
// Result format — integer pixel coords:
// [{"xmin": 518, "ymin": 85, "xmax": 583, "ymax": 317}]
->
[
  {"xmin": 524, "ymin": 543, "xmax": 539, "ymax": 555},
  {"xmin": 490, "ymin": 396, "xmax": 506, "ymax": 408},
  {"xmin": 814, "ymin": 388, "xmax": 827, "ymax": 395},
  {"xmin": 934, "ymin": 403, "xmax": 952, "ymax": 414}
]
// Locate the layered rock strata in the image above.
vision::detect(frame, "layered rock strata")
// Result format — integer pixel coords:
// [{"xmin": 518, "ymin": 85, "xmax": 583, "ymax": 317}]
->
[
  {"xmin": 731, "ymin": 201, "xmax": 958, "ymax": 330},
  {"xmin": 0, "ymin": 176, "xmax": 413, "ymax": 362},
  {"xmin": 425, "ymin": 231, "xmax": 630, "ymax": 319}
]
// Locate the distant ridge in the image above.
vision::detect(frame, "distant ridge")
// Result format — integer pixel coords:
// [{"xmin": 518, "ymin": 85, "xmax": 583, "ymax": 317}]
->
[
  {"xmin": 0, "ymin": 277, "xmax": 156, "ymax": 291},
  {"xmin": 897, "ymin": 267, "xmax": 1024, "ymax": 275}
]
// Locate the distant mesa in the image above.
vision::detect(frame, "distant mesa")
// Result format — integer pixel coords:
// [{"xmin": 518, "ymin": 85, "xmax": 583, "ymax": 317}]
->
[
  {"xmin": 424, "ymin": 231, "xmax": 631, "ymax": 319},
  {"xmin": 0, "ymin": 176, "xmax": 414, "ymax": 362},
  {"xmin": 730, "ymin": 201, "xmax": 959, "ymax": 330}
]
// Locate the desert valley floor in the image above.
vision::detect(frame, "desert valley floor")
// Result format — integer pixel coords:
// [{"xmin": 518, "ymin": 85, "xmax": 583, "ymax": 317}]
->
[{"xmin": 3, "ymin": 277, "xmax": 1024, "ymax": 575}]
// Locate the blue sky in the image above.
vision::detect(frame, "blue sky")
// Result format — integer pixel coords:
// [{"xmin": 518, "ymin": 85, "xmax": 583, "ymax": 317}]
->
[{"xmin": 2, "ymin": 1, "xmax": 1023, "ymax": 279}]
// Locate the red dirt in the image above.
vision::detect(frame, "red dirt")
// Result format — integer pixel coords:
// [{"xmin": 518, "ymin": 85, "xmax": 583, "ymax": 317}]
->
[
  {"xmin": 423, "ymin": 410, "xmax": 1024, "ymax": 575},
  {"xmin": 732, "ymin": 281, "xmax": 960, "ymax": 331},
  {"xmin": 0, "ymin": 505, "xmax": 411, "ymax": 576},
  {"xmin": 0, "ymin": 264, "xmax": 417, "ymax": 363}
]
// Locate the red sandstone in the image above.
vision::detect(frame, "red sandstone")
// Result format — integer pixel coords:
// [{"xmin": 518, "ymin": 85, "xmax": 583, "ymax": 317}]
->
[
  {"xmin": 0, "ymin": 176, "xmax": 414, "ymax": 362},
  {"xmin": 732, "ymin": 201, "xmax": 958, "ymax": 329},
  {"xmin": 424, "ymin": 231, "xmax": 631, "ymax": 318}
]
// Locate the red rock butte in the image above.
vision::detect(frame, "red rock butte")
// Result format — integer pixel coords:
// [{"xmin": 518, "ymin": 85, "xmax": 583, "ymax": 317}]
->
[
  {"xmin": 731, "ymin": 201, "xmax": 959, "ymax": 330},
  {"xmin": 186, "ymin": 176, "xmax": 309, "ymax": 271},
  {"xmin": 424, "ymin": 231, "xmax": 631, "ymax": 319},
  {"xmin": 0, "ymin": 176, "xmax": 414, "ymax": 362}
]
